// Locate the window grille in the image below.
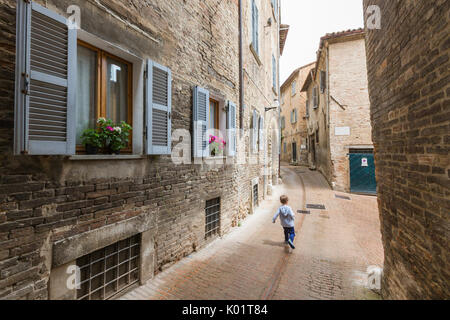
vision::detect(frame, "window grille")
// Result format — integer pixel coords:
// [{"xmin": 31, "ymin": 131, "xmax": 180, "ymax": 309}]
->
[
  {"xmin": 76, "ymin": 234, "xmax": 140, "ymax": 300},
  {"xmin": 205, "ymin": 198, "xmax": 221, "ymax": 239},
  {"xmin": 253, "ymin": 184, "xmax": 259, "ymax": 207}
]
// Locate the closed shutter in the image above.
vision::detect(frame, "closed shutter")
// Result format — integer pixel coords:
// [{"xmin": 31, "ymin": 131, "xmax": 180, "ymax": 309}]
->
[
  {"xmin": 15, "ymin": 1, "xmax": 76, "ymax": 155},
  {"xmin": 226, "ymin": 101, "xmax": 237, "ymax": 157},
  {"xmin": 272, "ymin": 55, "xmax": 276, "ymax": 89},
  {"xmin": 320, "ymin": 71, "xmax": 326, "ymax": 93},
  {"xmin": 252, "ymin": 0, "xmax": 259, "ymax": 55},
  {"xmin": 193, "ymin": 86, "xmax": 210, "ymax": 158},
  {"xmin": 313, "ymin": 87, "xmax": 318, "ymax": 108},
  {"xmin": 259, "ymin": 116, "xmax": 264, "ymax": 151},
  {"xmin": 252, "ymin": 109, "xmax": 257, "ymax": 153},
  {"xmin": 146, "ymin": 59, "xmax": 172, "ymax": 155}
]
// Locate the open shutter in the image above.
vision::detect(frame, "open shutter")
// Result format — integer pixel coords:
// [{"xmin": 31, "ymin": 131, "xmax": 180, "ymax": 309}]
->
[
  {"xmin": 226, "ymin": 101, "xmax": 237, "ymax": 157},
  {"xmin": 259, "ymin": 116, "xmax": 264, "ymax": 151},
  {"xmin": 252, "ymin": 109, "xmax": 258, "ymax": 153},
  {"xmin": 146, "ymin": 59, "xmax": 172, "ymax": 155},
  {"xmin": 15, "ymin": 1, "xmax": 76, "ymax": 155},
  {"xmin": 193, "ymin": 86, "xmax": 209, "ymax": 158},
  {"xmin": 255, "ymin": 4, "xmax": 259, "ymax": 55}
]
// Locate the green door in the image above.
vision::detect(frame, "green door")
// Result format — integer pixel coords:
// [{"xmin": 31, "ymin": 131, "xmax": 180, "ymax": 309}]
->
[{"xmin": 349, "ymin": 153, "xmax": 377, "ymax": 195}]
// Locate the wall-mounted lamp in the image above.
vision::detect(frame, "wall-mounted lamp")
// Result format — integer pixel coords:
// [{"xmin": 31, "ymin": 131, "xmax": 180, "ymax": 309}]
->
[{"xmin": 265, "ymin": 99, "xmax": 280, "ymax": 112}]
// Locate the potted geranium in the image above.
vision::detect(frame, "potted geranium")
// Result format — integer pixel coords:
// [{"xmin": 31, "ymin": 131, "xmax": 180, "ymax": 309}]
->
[
  {"xmin": 97, "ymin": 118, "xmax": 132, "ymax": 154},
  {"xmin": 80, "ymin": 128, "xmax": 102, "ymax": 155},
  {"xmin": 209, "ymin": 135, "xmax": 226, "ymax": 156}
]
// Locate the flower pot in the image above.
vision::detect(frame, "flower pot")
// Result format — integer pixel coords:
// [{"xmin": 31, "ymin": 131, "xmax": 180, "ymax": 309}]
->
[
  {"xmin": 107, "ymin": 146, "xmax": 121, "ymax": 155},
  {"xmin": 85, "ymin": 144, "xmax": 99, "ymax": 155}
]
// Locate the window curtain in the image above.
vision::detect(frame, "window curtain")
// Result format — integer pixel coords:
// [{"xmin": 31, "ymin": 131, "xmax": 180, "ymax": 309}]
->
[{"xmin": 76, "ymin": 45, "xmax": 97, "ymax": 145}]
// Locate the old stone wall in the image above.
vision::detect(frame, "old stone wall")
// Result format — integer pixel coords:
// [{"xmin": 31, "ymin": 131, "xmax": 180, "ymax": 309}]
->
[
  {"xmin": 0, "ymin": 0, "xmax": 280, "ymax": 300},
  {"xmin": 364, "ymin": 0, "xmax": 449, "ymax": 299},
  {"xmin": 328, "ymin": 37, "xmax": 373, "ymax": 192},
  {"xmin": 280, "ymin": 63, "xmax": 314, "ymax": 166}
]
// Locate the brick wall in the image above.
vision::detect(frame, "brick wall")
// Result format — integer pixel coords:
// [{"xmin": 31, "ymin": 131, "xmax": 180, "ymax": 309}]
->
[
  {"xmin": 364, "ymin": 0, "xmax": 449, "ymax": 299},
  {"xmin": 0, "ymin": 0, "xmax": 280, "ymax": 299}
]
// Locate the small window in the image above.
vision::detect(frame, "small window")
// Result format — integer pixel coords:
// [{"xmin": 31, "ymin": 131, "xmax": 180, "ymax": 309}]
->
[
  {"xmin": 291, "ymin": 81, "xmax": 296, "ymax": 96},
  {"xmin": 205, "ymin": 198, "xmax": 220, "ymax": 239},
  {"xmin": 76, "ymin": 234, "xmax": 140, "ymax": 300},
  {"xmin": 284, "ymin": 142, "xmax": 287, "ymax": 153},
  {"xmin": 76, "ymin": 41, "xmax": 133, "ymax": 152},
  {"xmin": 209, "ymin": 99, "xmax": 220, "ymax": 131},
  {"xmin": 281, "ymin": 116, "xmax": 285, "ymax": 129},
  {"xmin": 316, "ymin": 129, "xmax": 319, "ymax": 143}
]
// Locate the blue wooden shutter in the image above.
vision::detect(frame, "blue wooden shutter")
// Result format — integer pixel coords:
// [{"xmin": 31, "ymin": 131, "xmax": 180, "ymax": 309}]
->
[
  {"xmin": 193, "ymin": 86, "xmax": 209, "ymax": 158},
  {"xmin": 252, "ymin": 109, "xmax": 258, "ymax": 153},
  {"xmin": 146, "ymin": 59, "xmax": 172, "ymax": 155},
  {"xmin": 259, "ymin": 115, "xmax": 264, "ymax": 151},
  {"xmin": 227, "ymin": 101, "xmax": 237, "ymax": 157},
  {"xmin": 272, "ymin": 55, "xmax": 276, "ymax": 89},
  {"xmin": 255, "ymin": 3, "xmax": 259, "ymax": 55},
  {"xmin": 15, "ymin": 1, "xmax": 76, "ymax": 155}
]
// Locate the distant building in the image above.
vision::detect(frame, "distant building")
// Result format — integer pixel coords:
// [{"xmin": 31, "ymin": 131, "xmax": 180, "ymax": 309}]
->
[
  {"xmin": 280, "ymin": 62, "xmax": 315, "ymax": 165},
  {"xmin": 301, "ymin": 29, "xmax": 374, "ymax": 194}
]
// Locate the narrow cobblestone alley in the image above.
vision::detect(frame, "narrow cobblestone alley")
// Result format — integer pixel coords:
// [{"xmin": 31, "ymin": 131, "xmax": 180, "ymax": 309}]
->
[{"xmin": 120, "ymin": 166, "xmax": 383, "ymax": 300}]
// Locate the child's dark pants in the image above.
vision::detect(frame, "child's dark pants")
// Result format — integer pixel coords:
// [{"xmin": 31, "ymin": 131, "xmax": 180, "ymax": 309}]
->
[{"xmin": 283, "ymin": 227, "xmax": 295, "ymax": 243}]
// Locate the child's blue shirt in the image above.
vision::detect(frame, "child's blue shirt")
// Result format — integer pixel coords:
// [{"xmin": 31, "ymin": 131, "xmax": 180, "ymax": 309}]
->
[{"xmin": 272, "ymin": 205, "xmax": 295, "ymax": 228}]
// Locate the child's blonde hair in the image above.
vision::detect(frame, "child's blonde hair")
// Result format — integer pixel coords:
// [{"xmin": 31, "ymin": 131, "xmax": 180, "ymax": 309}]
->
[{"xmin": 280, "ymin": 195, "xmax": 289, "ymax": 205}]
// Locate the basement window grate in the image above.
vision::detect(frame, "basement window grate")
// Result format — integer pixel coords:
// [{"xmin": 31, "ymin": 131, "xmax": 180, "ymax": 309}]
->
[
  {"xmin": 253, "ymin": 184, "xmax": 259, "ymax": 207},
  {"xmin": 76, "ymin": 234, "xmax": 140, "ymax": 300},
  {"xmin": 205, "ymin": 198, "xmax": 220, "ymax": 239},
  {"xmin": 306, "ymin": 204, "xmax": 326, "ymax": 210}
]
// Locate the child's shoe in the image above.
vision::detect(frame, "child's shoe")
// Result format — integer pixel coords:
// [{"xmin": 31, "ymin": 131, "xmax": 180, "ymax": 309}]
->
[{"xmin": 287, "ymin": 239, "xmax": 295, "ymax": 249}]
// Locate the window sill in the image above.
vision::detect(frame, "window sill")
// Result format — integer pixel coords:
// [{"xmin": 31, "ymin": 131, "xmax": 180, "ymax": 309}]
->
[
  {"xmin": 68, "ymin": 155, "xmax": 146, "ymax": 161},
  {"xmin": 249, "ymin": 44, "xmax": 262, "ymax": 66}
]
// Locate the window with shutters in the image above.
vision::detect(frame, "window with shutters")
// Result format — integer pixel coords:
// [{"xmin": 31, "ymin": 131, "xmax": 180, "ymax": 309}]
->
[
  {"xmin": 76, "ymin": 40, "xmax": 133, "ymax": 153},
  {"xmin": 193, "ymin": 87, "xmax": 236, "ymax": 158}
]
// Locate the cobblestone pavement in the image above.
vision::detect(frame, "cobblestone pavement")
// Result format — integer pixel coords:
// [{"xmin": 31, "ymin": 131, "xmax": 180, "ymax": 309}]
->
[{"xmin": 120, "ymin": 166, "xmax": 383, "ymax": 300}]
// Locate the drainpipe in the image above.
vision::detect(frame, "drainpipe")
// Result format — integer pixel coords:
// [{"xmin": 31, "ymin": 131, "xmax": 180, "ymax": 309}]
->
[{"xmin": 238, "ymin": 0, "xmax": 244, "ymax": 132}]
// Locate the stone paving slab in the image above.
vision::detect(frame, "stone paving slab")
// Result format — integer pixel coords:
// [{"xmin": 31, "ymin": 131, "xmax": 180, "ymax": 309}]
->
[{"xmin": 120, "ymin": 166, "xmax": 383, "ymax": 300}]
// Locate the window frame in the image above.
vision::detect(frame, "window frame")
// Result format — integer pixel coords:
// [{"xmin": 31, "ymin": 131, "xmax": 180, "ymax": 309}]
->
[{"xmin": 76, "ymin": 40, "xmax": 133, "ymax": 153}]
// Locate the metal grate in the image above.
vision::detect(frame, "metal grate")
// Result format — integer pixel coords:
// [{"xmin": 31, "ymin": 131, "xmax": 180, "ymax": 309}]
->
[
  {"xmin": 205, "ymin": 198, "xmax": 220, "ymax": 239},
  {"xmin": 306, "ymin": 204, "xmax": 326, "ymax": 210},
  {"xmin": 76, "ymin": 234, "xmax": 140, "ymax": 300},
  {"xmin": 253, "ymin": 183, "xmax": 258, "ymax": 207}
]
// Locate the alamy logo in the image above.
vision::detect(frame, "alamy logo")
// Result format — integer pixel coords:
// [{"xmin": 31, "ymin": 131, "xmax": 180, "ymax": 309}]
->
[
  {"xmin": 66, "ymin": 264, "xmax": 81, "ymax": 290},
  {"xmin": 67, "ymin": 5, "xmax": 81, "ymax": 30},
  {"xmin": 366, "ymin": 5, "xmax": 381, "ymax": 30}
]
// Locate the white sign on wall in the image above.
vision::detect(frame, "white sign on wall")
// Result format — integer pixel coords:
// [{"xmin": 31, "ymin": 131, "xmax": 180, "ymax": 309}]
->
[
  {"xmin": 362, "ymin": 158, "xmax": 368, "ymax": 167},
  {"xmin": 335, "ymin": 127, "xmax": 350, "ymax": 136},
  {"xmin": 301, "ymin": 145, "xmax": 306, "ymax": 150}
]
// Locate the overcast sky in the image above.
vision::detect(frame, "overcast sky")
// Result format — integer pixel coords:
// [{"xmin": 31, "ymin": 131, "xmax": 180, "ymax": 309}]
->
[{"xmin": 280, "ymin": 0, "xmax": 364, "ymax": 84}]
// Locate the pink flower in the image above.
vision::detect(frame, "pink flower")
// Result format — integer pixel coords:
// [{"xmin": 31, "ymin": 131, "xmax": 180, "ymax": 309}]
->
[{"xmin": 107, "ymin": 126, "xmax": 114, "ymax": 132}]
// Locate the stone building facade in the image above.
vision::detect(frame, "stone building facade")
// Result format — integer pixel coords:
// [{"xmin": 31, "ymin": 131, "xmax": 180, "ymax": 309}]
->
[
  {"xmin": 301, "ymin": 29, "xmax": 373, "ymax": 192},
  {"xmin": 0, "ymin": 0, "xmax": 285, "ymax": 300},
  {"xmin": 280, "ymin": 62, "xmax": 314, "ymax": 166},
  {"xmin": 364, "ymin": 0, "xmax": 449, "ymax": 299}
]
